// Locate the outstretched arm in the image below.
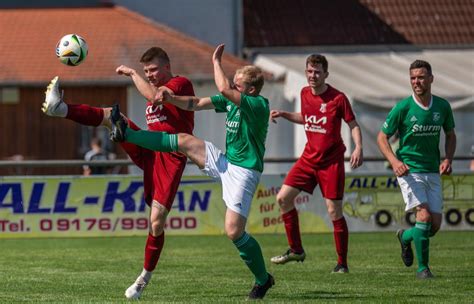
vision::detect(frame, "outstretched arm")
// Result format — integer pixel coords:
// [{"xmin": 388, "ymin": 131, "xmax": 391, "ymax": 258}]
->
[
  {"xmin": 440, "ymin": 129, "xmax": 456, "ymax": 175},
  {"xmin": 270, "ymin": 110, "xmax": 304, "ymax": 124},
  {"xmin": 116, "ymin": 65, "xmax": 157, "ymax": 101},
  {"xmin": 377, "ymin": 131, "xmax": 409, "ymax": 176},
  {"xmin": 157, "ymin": 91, "xmax": 215, "ymax": 111},
  {"xmin": 212, "ymin": 44, "xmax": 242, "ymax": 106},
  {"xmin": 348, "ymin": 120, "xmax": 363, "ymax": 169}
]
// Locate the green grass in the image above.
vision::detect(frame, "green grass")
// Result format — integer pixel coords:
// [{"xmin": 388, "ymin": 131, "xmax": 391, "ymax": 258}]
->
[{"xmin": 0, "ymin": 231, "xmax": 473, "ymax": 303}]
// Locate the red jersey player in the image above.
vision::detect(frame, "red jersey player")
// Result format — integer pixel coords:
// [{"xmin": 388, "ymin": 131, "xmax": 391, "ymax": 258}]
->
[
  {"xmin": 269, "ymin": 54, "xmax": 363, "ymax": 273},
  {"xmin": 42, "ymin": 47, "xmax": 194, "ymax": 299}
]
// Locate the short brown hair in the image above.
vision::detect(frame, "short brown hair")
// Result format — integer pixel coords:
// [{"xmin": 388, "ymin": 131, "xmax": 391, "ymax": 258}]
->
[
  {"xmin": 410, "ymin": 60, "xmax": 432, "ymax": 75},
  {"xmin": 306, "ymin": 54, "xmax": 328, "ymax": 72},
  {"xmin": 236, "ymin": 65, "xmax": 264, "ymax": 94},
  {"xmin": 140, "ymin": 47, "xmax": 170, "ymax": 65}
]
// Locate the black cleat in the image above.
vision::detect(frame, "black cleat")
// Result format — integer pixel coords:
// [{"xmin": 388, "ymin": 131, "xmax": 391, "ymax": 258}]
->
[
  {"xmin": 416, "ymin": 268, "xmax": 434, "ymax": 279},
  {"xmin": 397, "ymin": 229, "xmax": 414, "ymax": 267},
  {"xmin": 109, "ymin": 104, "xmax": 127, "ymax": 142},
  {"xmin": 248, "ymin": 273, "xmax": 275, "ymax": 300},
  {"xmin": 332, "ymin": 264, "xmax": 349, "ymax": 273}
]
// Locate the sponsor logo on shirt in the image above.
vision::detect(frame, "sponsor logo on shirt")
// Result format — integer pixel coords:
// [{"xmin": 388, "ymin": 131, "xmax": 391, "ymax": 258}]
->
[
  {"xmin": 304, "ymin": 114, "xmax": 327, "ymax": 134},
  {"xmin": 146, "ymin": 104, "xmax": 167, "ymax": 124},
  {"xmin": 411, "ymin": 124, "xmax": 441, "ymax": 136}
]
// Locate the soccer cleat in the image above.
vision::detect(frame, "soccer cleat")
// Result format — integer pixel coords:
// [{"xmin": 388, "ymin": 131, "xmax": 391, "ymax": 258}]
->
[
  {"xmin": 124, "ymin": 276, "xmax": 148, "ymax": 299},
  {"xmin": 109, "ymin": 104, "xmax": 127, "ymax": 142},
  {"xmin": 416, "ymin": 268, "xmax": 434, "ymax": 279},
  {"xmin": 332, "ymin": 264, "xmax": 349, "ymax": 273},
  {"xmin": 397, "ymin": 229, "xmax": 414, "ymax": 267},
  {"xmin": 270, "ymin": 249, "xmax": 306, "ymax": 264},
  {"xmin": 42, "ymin": 76, "xmax": 67, "ymax": 117},
  {"xmin": 248, "ymin": 273, "xmax": 275, "ymax": 300}
]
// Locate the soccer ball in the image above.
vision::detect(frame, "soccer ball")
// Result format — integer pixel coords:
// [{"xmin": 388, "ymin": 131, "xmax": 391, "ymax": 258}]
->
[{"xmin": 56, "ymin": 34, "xmax": 88, "ymax": 66}]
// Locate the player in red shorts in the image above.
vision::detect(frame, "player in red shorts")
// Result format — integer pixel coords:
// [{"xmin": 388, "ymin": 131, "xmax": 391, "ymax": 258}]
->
[
  {"xmin": 42, "ymin": 47, "xmax": 194, "ymax": 299},
  {"xmin": 269, "ymin": 54, "xmax": 363, "ymax": 273}
]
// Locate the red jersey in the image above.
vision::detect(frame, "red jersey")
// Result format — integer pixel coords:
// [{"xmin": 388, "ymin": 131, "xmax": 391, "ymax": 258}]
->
[
  {"xmin": 123, "ymin": 75, "xmax": 195, "ymax": 209},
  {"xmin": 145, "ymin": 76, "xmax": 194, "ymax": 134},
  {"xmin": 300, "ymin": 85, "xmax": 355, "ymax": 168}
]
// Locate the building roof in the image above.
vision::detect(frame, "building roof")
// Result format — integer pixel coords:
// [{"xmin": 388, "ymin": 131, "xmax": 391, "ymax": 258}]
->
[
  {"xmin": 244, "ymin": 0, "xmax": 474, "ymax": 47},
  {"xmin": 0, "ymin": 6, "xmax": 248, "ymax": 85}
]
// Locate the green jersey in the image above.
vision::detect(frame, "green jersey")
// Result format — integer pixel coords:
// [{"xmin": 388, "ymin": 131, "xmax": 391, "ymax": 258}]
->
[
  {"xmin": 381, "ymin": 94, "xmax": 455, "ymax": 173},
  {"xmin": 210, "ymin": 93, "xmax": 269, "ymax": 172}
]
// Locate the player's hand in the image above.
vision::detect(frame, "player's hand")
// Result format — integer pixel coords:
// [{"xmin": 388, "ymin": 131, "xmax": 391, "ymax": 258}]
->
[
  {"xmin": 439, "ymin": 159, "xmax": 452, "ymax": 175},
  {"xmin": 350, "ymin": 147, "xmax": 363, "ymax": 169},
  {"xmin": 212, "ymin": 44, "xmax": 225, "ymax": 64},
  {"xmin": 392, "ymin": 160, "xmax": 409, "ymax": 177},
  {"xmin": 116, "ymin": 65, "xmax": 135, "ymax": 76},
  {"xmin": 270, "ymin": 110, "xmax": 283, "ymax": 123}
]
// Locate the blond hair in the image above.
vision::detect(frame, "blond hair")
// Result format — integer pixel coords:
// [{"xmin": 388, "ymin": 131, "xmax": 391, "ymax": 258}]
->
[{"xmin": 235, "ymin": 65, "xmax": 264, "ymax": 94}]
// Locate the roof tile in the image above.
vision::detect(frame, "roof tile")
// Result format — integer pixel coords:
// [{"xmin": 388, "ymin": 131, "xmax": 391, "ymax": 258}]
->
[{"xmin": 0, "ymin": 6, "xmax": 248, "ymax": 84}]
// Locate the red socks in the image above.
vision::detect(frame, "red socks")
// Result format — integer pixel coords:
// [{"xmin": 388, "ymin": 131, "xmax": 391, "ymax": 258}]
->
[
  {"xmin": 66, "ymin": 104, "xmax": 104, "ymax": 127},
  {"xmin": 332, "ymin": 216, "xmax": 349, "ymax": 266},
  {"xmin": 282, "ymin": 208, "xmax": 304, "ymax": 253},
  {"xmin": 144, "ymin": 232, "xmax": 165, "ymax": 272}
]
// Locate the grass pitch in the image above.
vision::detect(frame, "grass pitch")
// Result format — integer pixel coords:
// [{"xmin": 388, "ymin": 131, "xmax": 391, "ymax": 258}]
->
[{"xmin": 0, "ymin": 231, "xmax": 472, "ymax": 303}]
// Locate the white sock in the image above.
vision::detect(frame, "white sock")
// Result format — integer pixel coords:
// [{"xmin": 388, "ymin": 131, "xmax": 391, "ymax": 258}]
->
[{"xmin": 140, "ymin": 269, "xmax": 153, "ymax": 282}]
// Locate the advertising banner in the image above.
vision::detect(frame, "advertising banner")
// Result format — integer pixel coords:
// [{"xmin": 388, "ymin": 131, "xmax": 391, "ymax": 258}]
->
[{"xmin": 1, "ymin": 174, "xmax": 473, "ymax": 238}]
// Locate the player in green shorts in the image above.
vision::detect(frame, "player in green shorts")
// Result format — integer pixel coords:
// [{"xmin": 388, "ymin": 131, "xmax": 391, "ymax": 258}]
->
[
  {"xmin": 377, "ymin": 60, "xmax": 456, "ymax": 279},
  {"xmin": 109, "ymin": 44, "xmax": 274, "ymax": 299}
]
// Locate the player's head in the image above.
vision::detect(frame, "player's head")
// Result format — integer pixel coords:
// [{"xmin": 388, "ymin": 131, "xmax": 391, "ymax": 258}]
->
[
  {"xmin": 233, "ymin": 65, "xmax": 264, "ymax": 96},
  {"xmin": 140, "ymin": 47, "xmax": 172, "ymax": 87},
  {"xmin": 305, "ymin": 54, "xmax": 329, "ymax": 89},
  {"xmin": 409, "ymin": 60, "xmax": 433, "ymax": 97}
]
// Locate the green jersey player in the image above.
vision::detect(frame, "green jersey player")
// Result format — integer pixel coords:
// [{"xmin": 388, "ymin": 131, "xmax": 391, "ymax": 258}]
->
[
  {"xmin": 377, "ymin": 60, "xmax": 456, "ymax": 279},
  {"xmin": 109, "ymin": 44, "xmax": 274, "ymax": 299}
]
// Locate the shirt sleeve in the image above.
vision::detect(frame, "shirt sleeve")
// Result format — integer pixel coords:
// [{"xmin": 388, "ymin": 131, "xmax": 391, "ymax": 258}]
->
[
  {"xmin": 210, "ymin": 94, "xmax": 229, "ymax": 113},
  {"xmin": 443, "ymin": 102, "xmax": 455, "ymax": 132},
  {"xmin": 381, "ymin": 105, "xmax": 401, "ymax": 136},
  {"xmin": 164, "ymin": 77, "xmax": 194, "ymax": 96},
  {"xmin": 340, "ymin": 95, "xmax": 356, "ymax": 123}
]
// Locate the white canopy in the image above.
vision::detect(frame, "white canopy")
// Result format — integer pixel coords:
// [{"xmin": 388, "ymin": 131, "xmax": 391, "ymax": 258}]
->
[{"xmin": 255, "ymin": 49, "xmax": 474, "ymax": 109}]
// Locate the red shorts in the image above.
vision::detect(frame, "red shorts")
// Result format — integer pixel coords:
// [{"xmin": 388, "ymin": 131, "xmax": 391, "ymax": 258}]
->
[
  {"xmin": 284, "ymin": 158, "xmax": 345, "ymax": 200},
  {"xmin": 120, "ymin": 120, "xmax": 187, "ymax": 210}
]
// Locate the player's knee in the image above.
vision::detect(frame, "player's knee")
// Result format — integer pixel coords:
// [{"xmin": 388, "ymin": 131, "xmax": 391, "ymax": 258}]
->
[
  {"xmin": 225, "ymin": 225, "xmax": 243, "ymax": 241},
  {"xmin": 177, "ymin": 133, "xmax": 192, "ymax": 149},
  {"xmin": 276, "ymin": 194, "xmax": 293, "ymax": 212},
  {"xmin": 415, "ymin": 205, "xmax": 431, "ymax": 222},
  {"xmin": 150, "ymin": 217, "xmax": 165, "ymax": 236}
]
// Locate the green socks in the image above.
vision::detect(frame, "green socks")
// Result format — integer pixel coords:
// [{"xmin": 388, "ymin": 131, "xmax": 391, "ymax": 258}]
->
[
  {"xmin": 124, "ymin": 128, "xmax": 178, "ymax": 152},
  {"xmin": 233, "ymin": 232, "xmax": 268, "ymax": 285},
  {"xmin": 409, "ymin": 222, "xmax": 431, "ymax": 272}
]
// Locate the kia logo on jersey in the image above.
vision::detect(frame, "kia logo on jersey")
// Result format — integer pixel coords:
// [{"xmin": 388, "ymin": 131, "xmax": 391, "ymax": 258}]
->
[{"xmin": 146, "ymin": 104, "xmax": 163, "ymax": 114}]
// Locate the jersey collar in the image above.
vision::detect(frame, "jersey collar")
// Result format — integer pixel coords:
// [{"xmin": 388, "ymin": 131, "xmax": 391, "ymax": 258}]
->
[{"xmin": 411, "ymin": 93, "xmax": 433, "ymax": 110}]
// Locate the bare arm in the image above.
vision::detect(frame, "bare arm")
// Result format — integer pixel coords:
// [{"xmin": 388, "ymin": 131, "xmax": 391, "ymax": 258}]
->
[
  {"xmin": 158, "ymin": 91, "xmax": 215, "ymax": 111},
  {"xmin": 348, "ymin": 120, "xmax": 363, "ymax": 168},
  {"xmin": 440, "ymin": 129, "xmax": 456, "ymax": 175},
  {"xmin": 116, "ymin": 65, "xmax": 156, "ymax": 101},
  {"xmin": 377, "ymin": 131, "xmax": 409, "ymax": 176},
  {"xmin": 212, "ymin": 44, "xmax": 242, "ymax": 106},
  {"xmin": 270, "ymin": 110, "xmax": 304, "ymax": 124}
]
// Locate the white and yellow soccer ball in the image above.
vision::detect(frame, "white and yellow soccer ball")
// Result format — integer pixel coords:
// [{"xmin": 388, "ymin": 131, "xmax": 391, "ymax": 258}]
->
[{"xmin": 56, "ymin": 34, "xmax": 88, "ymax": 66}]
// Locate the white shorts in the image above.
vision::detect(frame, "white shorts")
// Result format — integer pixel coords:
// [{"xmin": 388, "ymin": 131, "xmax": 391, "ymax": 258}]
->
[
  {"xmin": 201, "ymin": 141, "xmax": 261, "ymax": 218},
  {"xmin": 397, "ymin": 173, "xmax": 443, "ymax": 214}
]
